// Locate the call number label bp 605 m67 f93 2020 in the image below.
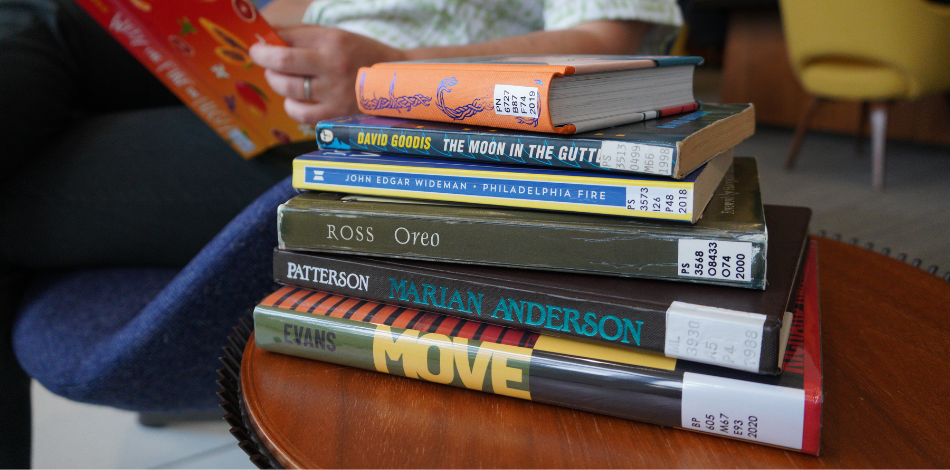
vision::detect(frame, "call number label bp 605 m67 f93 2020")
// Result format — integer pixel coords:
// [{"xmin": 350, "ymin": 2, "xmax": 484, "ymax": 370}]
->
[{"xmin": 681, "ymin": 372, "xmax": 806, "ymax": 450}]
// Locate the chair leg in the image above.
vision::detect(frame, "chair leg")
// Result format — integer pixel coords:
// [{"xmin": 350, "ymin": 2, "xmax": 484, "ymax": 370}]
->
[
  {"xmin": 0, "ymin": 269, "xmax": 31, "ymax": 469},
  {"xmin": 138, "ymin": 409, "xmax": 224, "ymax": 427},
  {"xmin": 869, "ymin": 102, "xmax": 888, "ymax": 190},
  {"xmin": 856, "ymin": 101, "xmax": 869, "ymax": 154},
  {"xmin": 786, "ymin": 95, "xmax": 821, "ymax": 169}
]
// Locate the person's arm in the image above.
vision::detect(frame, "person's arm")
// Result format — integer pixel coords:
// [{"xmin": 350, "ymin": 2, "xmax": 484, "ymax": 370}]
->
[
  {"xmin": 259, "ymin": 0, "xmax": 313, "ymax": 27},
  {"xmin": 406, "ymin": 20, "xmax": 649, "ymax": 59},
  {"xmin": 248, "ymin": 20, "xmax": 650, "ymax": 125}
]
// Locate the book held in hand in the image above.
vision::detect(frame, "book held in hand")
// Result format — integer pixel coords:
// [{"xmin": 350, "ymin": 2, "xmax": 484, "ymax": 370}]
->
[
  {"xmin": 74, "ymin": 0, "xmax": 314, "ymax": 157},
  {"xmin": 290, "ymin": 148, "xmax": 732, "ymax": 221},
  {"xmin": 253, "ymin": 239, "xmax": 822, "ymax": 455},
  {"xmin": 317, "ymin": 104, "xmax": 755, "ymax": 179},
  {"xmin": 280, "ymin": 156, "xmax": 774, "ymax": 289},
  {"xmin": 356, "ymin": 55, "xmax": 703, "ymax": 133}
]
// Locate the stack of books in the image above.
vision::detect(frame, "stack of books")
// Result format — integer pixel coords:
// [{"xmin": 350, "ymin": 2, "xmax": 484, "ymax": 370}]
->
[{"xmin": 252, "ymin": 56, "xmax": 823, "ymax": 455}]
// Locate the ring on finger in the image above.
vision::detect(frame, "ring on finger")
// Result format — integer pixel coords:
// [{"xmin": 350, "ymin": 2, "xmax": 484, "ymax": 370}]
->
[{"xmin": 303, "ymin": 76, "xmax": 313, "ymax": 102}]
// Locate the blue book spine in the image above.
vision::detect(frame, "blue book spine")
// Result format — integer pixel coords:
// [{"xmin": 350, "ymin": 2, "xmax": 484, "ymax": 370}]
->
[
  {"xmin": 316, "ymin": 113, "xmax": 696, "ymax": 177},
  {"xmin": 292, "ymin": 150, "xmax": 723, "ymax": 221}
]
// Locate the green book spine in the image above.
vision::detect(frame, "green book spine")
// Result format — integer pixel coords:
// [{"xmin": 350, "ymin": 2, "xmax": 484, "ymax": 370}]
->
[{"xmin": 278, "ymin": 157, "xmax": 767, "ymax": 289}]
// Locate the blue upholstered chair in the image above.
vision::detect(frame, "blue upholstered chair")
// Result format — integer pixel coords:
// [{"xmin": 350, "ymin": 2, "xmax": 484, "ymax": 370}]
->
[{"xmin": 13, "ymin": 176, "xmax": 296, "ymax": 418}]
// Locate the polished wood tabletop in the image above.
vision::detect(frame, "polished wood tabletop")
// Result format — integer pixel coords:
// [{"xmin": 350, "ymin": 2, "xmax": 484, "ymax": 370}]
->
[{"xmin": 239, "ymin": 237, "xmax": 950, "ymax": 468}]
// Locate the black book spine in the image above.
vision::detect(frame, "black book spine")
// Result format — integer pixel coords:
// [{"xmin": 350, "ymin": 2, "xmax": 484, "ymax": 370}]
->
[
  {"xmin": 273, "ymin": 249, "xmax": 669, "ymax": 354},
  {"xmin": 316, "ymin": 121, "xmax": 679, "ymax": 176}
]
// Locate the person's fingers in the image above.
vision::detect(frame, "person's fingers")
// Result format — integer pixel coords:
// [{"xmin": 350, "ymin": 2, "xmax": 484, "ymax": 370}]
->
[
  {"xmin": 249, "ymin": 43, "xmax": 320, "ymax": 76},
  {"xmin": 284, "ymin": 98, "xmax": 356, "ymax": 124},
  {"xmin": 263, "ymin": 69, "xmax": 327, "ymax": 101}
]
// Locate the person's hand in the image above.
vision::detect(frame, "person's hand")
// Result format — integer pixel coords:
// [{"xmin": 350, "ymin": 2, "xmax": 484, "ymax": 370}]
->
[{"xmin": 249, "ymin": 25, "xmax": 408, "ymax": 124}]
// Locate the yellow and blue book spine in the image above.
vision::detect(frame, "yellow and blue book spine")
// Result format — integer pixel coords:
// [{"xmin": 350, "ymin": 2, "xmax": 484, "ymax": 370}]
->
[{"xmin": 292, "ymin": 149, "xmax": 733, "ymax": 222}]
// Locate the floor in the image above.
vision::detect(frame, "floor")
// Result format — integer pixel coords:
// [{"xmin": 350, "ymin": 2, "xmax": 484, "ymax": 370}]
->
[
  {"xmin": 697, "ymin": 67, "xmax": 950, "ymax": 276},
  {"xmin": 742, "ymin": 125, "xmax": 950, "ymax": 277},
  {"xmin": 29, "ymin": 72, "xmax": 950, "ymax": 469},
  {"xmin": 31, "ymin": 383, "xmax": 252, "ymax": 469}
]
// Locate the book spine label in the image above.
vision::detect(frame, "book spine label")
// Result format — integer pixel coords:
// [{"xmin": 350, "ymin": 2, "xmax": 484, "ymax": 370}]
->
[
  {"xmin": 664, "ymin": 302, "xmax": 767, "ymax": 373},
  {"xmin": 276, "ymin": 205, "xmax": 765, "ymax": 288},
  {"xmin": 272, "ymin": 250, "xmax": 670, "ymax": 354},
  {"xmin": 292, "ymin": 160, "xmax": 696, "ymax": 221},
  {"xmin": 253, "ymin": 284, "xmax": 816, "ymax": 454},
  {"xmin": 317, "ymin": 120, "xmax": 680, "ymax": 177},
  {"xmin": 677, "ymin": 239, "xmax": 755, "ymax": 284},
  {"xmin": 355, "ymin": 66, "xmax": 567, "ymax": 133},
  {"xmin": 680, "ymin": 372, "xmax": 805, "ymax": 451}
]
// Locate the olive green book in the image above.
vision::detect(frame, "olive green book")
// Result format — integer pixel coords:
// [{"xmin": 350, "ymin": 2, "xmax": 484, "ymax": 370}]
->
[{"xmin": 278, "ymin": 157, "xmax": 768, "ymax": 289}]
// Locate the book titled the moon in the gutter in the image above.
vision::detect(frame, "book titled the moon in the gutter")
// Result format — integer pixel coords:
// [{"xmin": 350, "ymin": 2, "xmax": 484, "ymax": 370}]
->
[{"xmin": 316, "ymin": 104, "xmax": 755, "ymax": 179}]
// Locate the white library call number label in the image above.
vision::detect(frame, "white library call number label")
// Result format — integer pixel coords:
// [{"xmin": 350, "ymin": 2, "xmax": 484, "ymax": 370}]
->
[
  {"xmin": 681, "ymin": 372, "xmax": 805, "ymax": 450},
  {"xmin": 625, "ymin": 186, "xmax": 693, "ymax": 216},
  {"xmin": 600, "ymin": 142, "xmax": 674, "ymax": 176},
  {"xmin": 665, "ymin": 301, "xmax": 766, "ymax": 372},
  {"xmin": 678, "ymin": 239, "xmax": 753, "ymax": 282},
  {"xmin": 493, "ymin": 85, "xmax": 540, "ymax": 119}
]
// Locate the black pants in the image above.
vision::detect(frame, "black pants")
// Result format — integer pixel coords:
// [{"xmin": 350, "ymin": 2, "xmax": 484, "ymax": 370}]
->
[{"xmin": 0, "ymin": 0, "xmax": 315, "ymax": 466}]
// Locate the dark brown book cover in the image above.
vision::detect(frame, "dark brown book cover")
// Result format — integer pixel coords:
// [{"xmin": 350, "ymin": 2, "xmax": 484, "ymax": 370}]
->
[{"xmin": 274, "ymin": 204, "xmax": 810, "ymax": 375}]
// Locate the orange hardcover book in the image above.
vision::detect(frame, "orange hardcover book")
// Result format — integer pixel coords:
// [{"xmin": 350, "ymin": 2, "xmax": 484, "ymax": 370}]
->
[
  {"xmin": 75, "ymin": 0, "xmax": 312, "ymax": 158},
  {"xmin": 355, "ymin": 55, "xmax": 703, "ymax": 134}
]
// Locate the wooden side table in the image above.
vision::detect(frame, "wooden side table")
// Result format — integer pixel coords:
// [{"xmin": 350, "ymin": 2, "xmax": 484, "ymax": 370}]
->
[{"xmin": 221, "ymin": 237, "xmax": 950, "ymax": 468}]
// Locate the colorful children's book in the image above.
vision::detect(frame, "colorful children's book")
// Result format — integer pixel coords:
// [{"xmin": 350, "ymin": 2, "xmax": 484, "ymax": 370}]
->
[
  {"xmin": 254, "ymin": 239, "xmax": 823, "ymax": 455},
  {"xmin": 290, "ymin": 148, "xmax": 732, "ymax": 222},
  {"xmin": 355, "ymin": 55, "xmax": 703, "ymax": 134},
  {"xmin": 317, "ymin": 104, "xmax": 755, "ymax": 179},
  {"xmin": 74, "ymin": 0, "xmax": 314, "ymax": 158}
]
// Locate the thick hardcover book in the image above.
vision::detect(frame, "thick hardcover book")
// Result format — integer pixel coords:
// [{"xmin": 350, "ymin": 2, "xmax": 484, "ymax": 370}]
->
[
  {"xmin": 355, "ymin": 55, "xmax": 703, "ymax": 134},
  {"xmin": 272, "ymin": 201, "xmax": 805, "ymax": 374},
  {"xmin": 279, "ymin": 156, "xmax": 777, "ymax": 289},
  {"xmin": 254, "ymin": 240, "xmax": 822, "ymax": 454},
  {"xmin": 291, "ymin": 148, "xmax": 732, "ymax": 221},
  {"xmin": 74, "ymin": 0, "xmax": 313, "ymax": 158},
  {"xmin": 317, "ymin": 104, "xmax": 754, "ymax": 179}
]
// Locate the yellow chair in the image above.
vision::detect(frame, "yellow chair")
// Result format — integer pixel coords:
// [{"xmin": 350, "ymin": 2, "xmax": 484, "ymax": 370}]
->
[{"xmin": 779, "ymin": 0, "xmax": 950, "ymax": 189}]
